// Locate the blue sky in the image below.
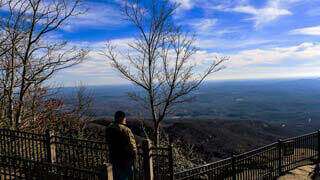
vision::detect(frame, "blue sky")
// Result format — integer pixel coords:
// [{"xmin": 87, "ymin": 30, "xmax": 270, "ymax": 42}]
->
[{"xmin": 52, "ymin": 0, "xmax": 320, "ymax": 86}]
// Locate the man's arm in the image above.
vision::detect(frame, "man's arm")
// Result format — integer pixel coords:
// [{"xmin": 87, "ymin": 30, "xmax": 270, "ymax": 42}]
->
[{"xmin": 127, "ymin": 129, "xmax": 137, "ymax": 155}]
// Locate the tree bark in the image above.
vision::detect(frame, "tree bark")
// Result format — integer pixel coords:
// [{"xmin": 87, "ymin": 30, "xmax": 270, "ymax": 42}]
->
[{"xmin": 154, "ymin": 121, "xmax": 160, "ymax": 147}]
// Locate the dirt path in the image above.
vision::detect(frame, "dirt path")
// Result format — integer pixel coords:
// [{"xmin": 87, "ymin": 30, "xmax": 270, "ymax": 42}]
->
[{"xmin": 278, "ymin": 165, "xmax": 319, "ymax": 180}]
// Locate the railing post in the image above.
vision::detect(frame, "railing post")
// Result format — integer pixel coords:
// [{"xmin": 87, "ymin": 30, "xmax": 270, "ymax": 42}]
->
[
  {"xmin": 231, "ymin": 154, "xmax": 236, "ymax": 180},
  {"xmin": 9, "ymin": 130, "xmax": 13, "ymax": 157},
  {"xmin": 142, "ymin": 139, "xmax": 154, "ymax": 180},
  {"xmin": 277, "ymin": 139, "xmax": 282, "ymax": 176},
  {"xmin": 168, "ymin": 142, "xmax": 174, "ymax": 180},
  {"xmin": 45, "ymin": 129, "xmax": 52, "ymax": 163},
  {"xmin": 50, "ymin": 131, "xmax": 57, "ymax": 163},
  {"xmin": 100, "ymin": 163, "xmax": 113, "ymax": 180},
  {"xmin": 317, "ymin": 129, "xmax": 320, "ymax": 163}
]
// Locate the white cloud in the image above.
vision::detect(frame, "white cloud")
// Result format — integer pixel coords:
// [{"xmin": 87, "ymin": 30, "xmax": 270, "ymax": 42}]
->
[
  {"xmin": 179, "ymin": 41, "xmax": 320, "ymax": 80},
  {"xmin": 226, "ymin": 42, "xmax": 320, "ymax": 67},
  {"xmin": 231, "ymin": 4, "xmax": 292, "ymax": 28},
  {"xmin": 208, "ymin": 0, "xmax": 298, "ymax": 28},
  {"xmin": 200, "ymin": 42, "xmax": 320, "ymax": 80},
  {"xmin": 56, "ymin": 38, "xmax": 320, "ymax": 85},
  {"xmin": 195, "ymin": 37, "xmax": 275, "ymax": 50},
  {"xmin": 209, "ymin": 66, "xmax": 320, "ymax": 81},
  {"xmin": 290, "ymin": 26, "xmax": 320, "ymax": 36},
  {"xmin": 170, "ymin": 0, "xmax": 194, "ymax": 10},
  {"xmin": 63, "ymin": 2, "xmax": 124, "ymax": 32},
  {"xmin": 188, "ymin": 18, "xmax": 218, "ymax": 33}
]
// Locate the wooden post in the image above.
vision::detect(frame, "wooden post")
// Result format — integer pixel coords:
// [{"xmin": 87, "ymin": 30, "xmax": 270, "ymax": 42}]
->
[
  {"xmin": 100, "ymin": 163, "xmax": 113, "ymax": 180},
  {"xmin": 107, "ymin": 164, "xmax": 113, "ymax": 180},
  {"xmin": 277, "ymin": 139, "xmax": 282, "ymax": 176},
  {"xmin": 50, "ymin": 131, "xmax": 57, "ymax": 163},
  {"xmin": 168, "ymin": 142, "xmax": 174, "ymax": 180},
  {"xmin": 317, "ymin": 129, "xmax": 320, "ymax": 163},
  {"xmin": 142, "ymin": 139, "xmax": 154, "ymax": 180},
  {"xmin": 231, "ymin": 154, "xmax": 236, "ymax": 180},
  {"xmin": 44, "ymin": 129, "xmax": 52, "ymax": 163}
]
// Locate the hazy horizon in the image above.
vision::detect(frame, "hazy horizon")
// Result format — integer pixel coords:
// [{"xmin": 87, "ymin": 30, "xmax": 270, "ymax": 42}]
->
[{"xmin": 57, "ymin": 76, "xmax": 320, "ymax": 88}]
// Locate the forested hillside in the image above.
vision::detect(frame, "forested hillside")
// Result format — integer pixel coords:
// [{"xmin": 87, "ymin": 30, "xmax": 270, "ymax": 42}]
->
[{"xmin": 62, "ymin": 78, "xmax": 320, "ymax": 123}]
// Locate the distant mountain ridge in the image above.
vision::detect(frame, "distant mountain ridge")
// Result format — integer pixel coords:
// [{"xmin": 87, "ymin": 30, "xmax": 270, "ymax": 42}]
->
[
  {"xmin": 87, "ymin": 117, "xmax": 320, "ymax": 164},
  {"xmin": 59, "ymin": 78, "xmax": 320, "ymax": 123}
]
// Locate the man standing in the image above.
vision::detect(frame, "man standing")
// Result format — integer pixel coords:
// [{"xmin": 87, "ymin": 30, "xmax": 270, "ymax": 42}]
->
[{"xmin": 106, "ymin": 111, "xmax": 137, "ymax": 180}]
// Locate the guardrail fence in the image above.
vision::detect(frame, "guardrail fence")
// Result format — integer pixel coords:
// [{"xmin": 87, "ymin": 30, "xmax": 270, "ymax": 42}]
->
[
  {"xmin": 174, "ymin": 131, "xmax": 320, "ymax": 180},
  {"xmin": 0, "ymin": 128, "xmax": 173, "ymax": 180},
  {"xmin": 1, "ymin": 128, "xmax": 320, "ymax": 180},
  {"xmin": 0, "ymin": 155, "xmax": 106, "ymax": 180},
  {"xmin": 51, "ymin": 135, "xmax": 109, "ymax": 168}
]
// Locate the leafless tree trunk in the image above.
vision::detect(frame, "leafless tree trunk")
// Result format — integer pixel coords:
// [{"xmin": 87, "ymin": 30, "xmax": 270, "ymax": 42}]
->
[
  {"xmin": 0, "ymin": 0, "xmax": 88, "ymax": 130},
  {"xmin": 70, "ymin": 83, "xmax": 94, "ymax": 137},
  {"xmin": 104, "ymin": 0, "xmax": 228, "ymax": 146},
  {"xmin": 72, "ymin": 83, "xmax": 94, "ymax": 122}
]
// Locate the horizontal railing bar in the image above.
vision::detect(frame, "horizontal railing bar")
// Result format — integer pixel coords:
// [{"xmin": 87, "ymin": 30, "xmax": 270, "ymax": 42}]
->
[
  {"xmin": 0, "ymin": 129, "xmax": 44, "ymax": 137},
  {"xmin": 0, "ymin": 155, "xmax": 102, "ymax": 175},
  {"xmin": 51, "ymin": 136, "xmax": 107, "ymax": 144},
  {"xmin": 283, "ymin": 132, "xmax": 317, "ymax": 141},
  {"xmin": 282, "ymin": 155, "xmax": 317, "ymax": 167},
  {"xmin": 175, "ymin": 158, "xmax": 232, "ymax": 175},
  {"xmin": 236, "ymin": 142, "xmax": 278, "ymax": 159}
]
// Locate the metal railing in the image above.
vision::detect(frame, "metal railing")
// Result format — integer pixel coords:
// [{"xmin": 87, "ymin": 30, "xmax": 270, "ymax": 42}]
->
[
  {"xmin": 152, "ymin": 145, "xmax": 174, "ymax": 180},
  {"xmin": 0, "ymin": 128, "xmax": 174, "ymax": 180},
  {"xmin": 51, "ymin": 135, "xmax": 108, "ymax": 169},
  {"xmin": 2, "ymin": 128, "xmax": 320, "ymax": 179},
  {"xmin": 0, "ymin": 155, "xmax": 107, "ymax": 180},
  {"xmin": 174, "ymin": 131, "xmax": 320, "ymax": 180},
  {"xmin": 0, "ymin": 128, "xmax": 50, "ymax": 162},
  {"xmin": 0, "ymin": 128, "xmax": 112, "ymax": 179},
  {"xmin": 134, "ymin": 141, "xmax": 174, "ymax": 180},
  {"xmin": 0, "ymin": 128, "xmax": 109, "ymax": 169}
]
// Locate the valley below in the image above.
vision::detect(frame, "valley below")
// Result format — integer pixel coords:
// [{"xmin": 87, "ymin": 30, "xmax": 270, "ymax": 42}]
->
[{"xmin": 65, "ymin": 78, "xmax": 320, "ymax": 165}]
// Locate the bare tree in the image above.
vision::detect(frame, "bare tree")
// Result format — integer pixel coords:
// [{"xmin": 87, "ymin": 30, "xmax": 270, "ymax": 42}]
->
[
  {"xmin": 26, "ymin": 84, "xmax": 94, "ymax": 136},
  {"xmin": 71, "ymin": 83, "xmax": 94, "ymax": 123},
  {"xmin": 69, "ymin": 83, "xmax": 96, "ymax": 138},
  {"xmin": 0, "ymin": 0, "xmax": 10, "ymax": 58},
  {"xmin": 104, "ymin": 0, "xmax": 228, "ymax": 145},
  {"xmin": 0, "ymin": 0, "xmax": 88, "ymax": 130}
]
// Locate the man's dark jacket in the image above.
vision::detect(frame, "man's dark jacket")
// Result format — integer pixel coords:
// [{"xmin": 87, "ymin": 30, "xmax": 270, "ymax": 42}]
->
[{"xmin": 106, "ymin": 123, "xmax": 137, "ymax": 166}]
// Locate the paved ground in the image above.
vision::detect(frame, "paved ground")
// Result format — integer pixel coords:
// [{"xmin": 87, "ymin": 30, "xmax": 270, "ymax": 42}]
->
[{"xmin": 278, "ymin": 165, "xmax": 320, "ymax": 180}]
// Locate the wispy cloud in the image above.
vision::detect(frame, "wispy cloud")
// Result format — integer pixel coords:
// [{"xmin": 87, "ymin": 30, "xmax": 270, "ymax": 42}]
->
[
  {"xmin": 63, "ymin": 2, "xmax": 124, "ymax": 32},
  {"xmin": 195, "ymin": 38, "xmax": 275, "ymax": 50},
  {"xmin": 227, "ymin": 42, "xmax": 320, "ymax": 67},
  {"xmin": 208, "ymin": 0, "xmax": 300, "ymax": 28},
  {"xmin": 290, "ymin": 26, "xmax": 320, "ymax": 36},
  {"xmin": 170, "ymin": 0, "xmax": 194, "ymax": 10},
  {"xmin": 229, "ymin": 4, "xmax": 292, "ymax": 28},
  {"xmin": 56, "ymin": 36, "xmax": 320, "ymax": 85},
  {"xmin": 188, "ymin": 18, "xmax": 218, "ymax": 33},
  {"xmin": 50, "ymin": 0, "xmax": 320, "ymax": 85}
]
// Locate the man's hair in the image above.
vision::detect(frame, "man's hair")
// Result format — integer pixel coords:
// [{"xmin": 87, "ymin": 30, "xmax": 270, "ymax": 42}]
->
[{"xmin": 114, "ymin": 111, "xmax": 126, "ymax": 123}]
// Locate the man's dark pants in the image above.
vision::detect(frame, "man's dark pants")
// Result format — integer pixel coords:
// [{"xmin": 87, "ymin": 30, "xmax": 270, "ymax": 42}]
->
[{"xmin": 112, "ymin": 162, "xmax": 134, "ymax": 180}]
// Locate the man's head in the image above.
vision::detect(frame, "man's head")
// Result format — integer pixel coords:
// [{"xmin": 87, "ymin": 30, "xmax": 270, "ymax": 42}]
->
[{"xmin": 114, "ymin": 111, "xmax": 126, "ymax": 124}]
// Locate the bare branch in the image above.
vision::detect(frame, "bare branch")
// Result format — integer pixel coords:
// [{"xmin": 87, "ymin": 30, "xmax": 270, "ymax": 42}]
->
[
  {"xmin": 0, "ymin": 0, "xmax": 87, "ymax": 129},
  {"xmin": 104, "ymin": 0, "xmax": 228, "ymax": 145}
]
